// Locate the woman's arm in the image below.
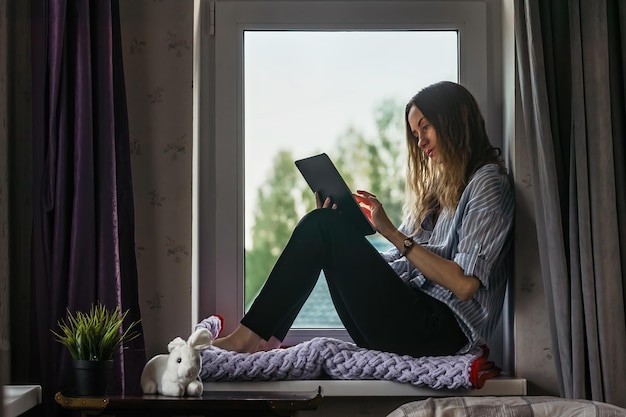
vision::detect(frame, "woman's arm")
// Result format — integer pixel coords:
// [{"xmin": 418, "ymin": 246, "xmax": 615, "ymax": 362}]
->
[
  {"xmin": 386, "ymin": 229, "xmax": 480, "ymax": 301},
  {"xmin": 355, "ymin": 190, "xmax": 480, "ymax": 301}
]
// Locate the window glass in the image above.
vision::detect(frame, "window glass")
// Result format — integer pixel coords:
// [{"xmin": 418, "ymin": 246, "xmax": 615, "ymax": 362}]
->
[{"xmin": 243, "ymin": 31, "xmax": 458, "ymax": 328}]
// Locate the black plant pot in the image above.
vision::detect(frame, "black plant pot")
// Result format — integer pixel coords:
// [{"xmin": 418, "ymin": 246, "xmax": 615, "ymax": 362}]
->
[{"xmin": 72, "ymin": 359, "xmax": 114, "ymax": 396}]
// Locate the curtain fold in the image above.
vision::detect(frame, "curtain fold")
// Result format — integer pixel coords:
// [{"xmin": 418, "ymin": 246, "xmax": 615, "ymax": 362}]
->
[
  {"xmin": 515, "ymin": 0, "xmax": 626, "ymax": 407},
  {"xmin": 31, "ymin": 0, "xmax": 145, "ymax": 414}
]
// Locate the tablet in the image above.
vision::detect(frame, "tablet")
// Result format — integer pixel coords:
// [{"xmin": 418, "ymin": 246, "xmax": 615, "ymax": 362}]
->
[{"xmin": 295, "ymin": 153, "xmax": 376, "ymax": 236}]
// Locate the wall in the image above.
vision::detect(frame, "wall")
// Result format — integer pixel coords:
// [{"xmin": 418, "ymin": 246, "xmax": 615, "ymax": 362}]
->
[
  {"xmin": 119, "ymin": 0, "xmax": 195, "ymax": 358},
  {"xmin": 512, "ymin": 85, "xmax": 559, "ymax": 395},
  {"xmin": 119, "ymin": 0, "xmax": 559, "ymax": 396}
]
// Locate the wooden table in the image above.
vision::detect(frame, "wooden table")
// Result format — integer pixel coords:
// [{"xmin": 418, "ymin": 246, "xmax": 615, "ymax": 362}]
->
[{"xmin": 55, "ymin": 387, "xmax": 322, "ymax": 417}]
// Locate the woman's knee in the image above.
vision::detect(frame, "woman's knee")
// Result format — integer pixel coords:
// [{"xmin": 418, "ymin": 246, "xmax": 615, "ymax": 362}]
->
[
  {"xmin": 296, "ymin": 208, "xmax": 341, "ymax": 232},
  {"xmin": 294, "ymin": 209, "xmax": 360, "ymax": 249}
]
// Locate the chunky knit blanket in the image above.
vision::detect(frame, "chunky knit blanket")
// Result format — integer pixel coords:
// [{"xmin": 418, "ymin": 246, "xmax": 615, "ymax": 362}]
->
[{"xmin": 196, "ymin": 316, "xmax": 500, "ymax": 390}]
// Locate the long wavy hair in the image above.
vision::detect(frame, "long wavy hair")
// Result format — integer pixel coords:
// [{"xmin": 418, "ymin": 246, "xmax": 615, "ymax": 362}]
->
[{"xmin": 403, "ymin": 81, "xmax": 504, "ymax": 233}]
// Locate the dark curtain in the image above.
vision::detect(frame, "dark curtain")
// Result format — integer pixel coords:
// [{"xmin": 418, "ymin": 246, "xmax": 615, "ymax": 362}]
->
[
  {"xmin": 0, "ymin": 0, "xmax": 9, "ymax": 396},
  {"xmin": 30, "ymin": 0, "xmax": 145, "ymax": 414},
  {"xmin": 515, "ymin": 0, "xmax": 626, "ymax": 407}
]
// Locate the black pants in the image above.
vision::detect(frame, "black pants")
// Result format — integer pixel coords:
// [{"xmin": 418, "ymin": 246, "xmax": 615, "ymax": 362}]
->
[{"xmin": 241, "ymin": 209, "xmax": 468, "ymax": 357}]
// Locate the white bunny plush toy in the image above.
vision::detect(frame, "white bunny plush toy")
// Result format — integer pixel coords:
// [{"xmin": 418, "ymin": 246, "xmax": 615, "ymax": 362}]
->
[{"xmin": 140, "ymin": 328, "xmax": 213, "ymax": 397}]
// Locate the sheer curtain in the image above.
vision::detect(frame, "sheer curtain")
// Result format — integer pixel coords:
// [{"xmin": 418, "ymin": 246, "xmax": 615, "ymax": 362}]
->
[
  {"xmin": 515, "ymin": 0, "xmax": 626, "ymax": 407},
  {"xmin": 30, "ymin": 0, "xmax": 145, "ymax": 414}
]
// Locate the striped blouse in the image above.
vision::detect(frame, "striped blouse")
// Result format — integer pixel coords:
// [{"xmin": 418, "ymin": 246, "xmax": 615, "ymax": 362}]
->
[{"xmin": 381, "ymin": 163, "xmax": 515, "ymax": 353}]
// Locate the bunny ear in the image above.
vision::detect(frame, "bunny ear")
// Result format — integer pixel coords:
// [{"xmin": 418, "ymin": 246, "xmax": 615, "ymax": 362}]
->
[
  {"xmin": 188, "ymin": 328, "xmax": 214, "ymax": 351},
  {"xmin": 167, "ymin": 337, "xmax": 187, "ymax": 352}
]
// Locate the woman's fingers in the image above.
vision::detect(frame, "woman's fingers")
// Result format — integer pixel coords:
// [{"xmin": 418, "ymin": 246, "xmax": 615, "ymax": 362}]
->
[
  {"xmin": 352, "ymin": 193, "xmax": 379, "ymax": 228},
  {"xmin": 355, "ymin": 190, "xmax": 376, "ymax": 199},
  {"xmin": 354, "ymin": 192, "xmax": 381, "ymax": 209},
  {"xmin": 315, "ymin": 192, "xmax": 337, "ymax": 210},
  {"xmin": 324, "ymin": 197, "xmax": 338, "ymax": 209}
]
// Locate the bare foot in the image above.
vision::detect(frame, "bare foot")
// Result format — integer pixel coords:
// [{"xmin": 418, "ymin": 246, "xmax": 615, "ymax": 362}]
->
[
  {"xmin": 212, "ymin": 335, "xmax": 248, "ymax": 352},
  {"xmin": 211, "ymin": 324, "xmax": 261, "ymax": 353},
  {"xmin": 253, "ymin": 336, "xmax": 282, "ymax": 352}
]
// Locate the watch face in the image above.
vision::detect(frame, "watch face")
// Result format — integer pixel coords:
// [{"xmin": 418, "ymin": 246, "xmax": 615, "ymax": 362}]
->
[{"xmin": 402, "ymin": 238, "xmax": 413, "ymax": 256}]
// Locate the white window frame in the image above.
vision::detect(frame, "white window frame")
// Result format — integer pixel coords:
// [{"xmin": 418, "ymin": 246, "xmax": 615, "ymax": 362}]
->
[{"xmin": 193, "ymin": 0, "xmax": 491, "ymax": 345}]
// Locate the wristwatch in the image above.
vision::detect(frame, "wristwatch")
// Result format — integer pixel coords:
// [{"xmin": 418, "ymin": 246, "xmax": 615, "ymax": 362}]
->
[{"xmin": 401, "ymin": 237, "xmax": 414, "ymax": 257}]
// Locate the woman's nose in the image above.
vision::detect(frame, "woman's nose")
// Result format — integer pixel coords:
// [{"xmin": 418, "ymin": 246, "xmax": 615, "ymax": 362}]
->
[{"xmin": 417, "ymin": 135, "xmax": 428, "ymax": 149}]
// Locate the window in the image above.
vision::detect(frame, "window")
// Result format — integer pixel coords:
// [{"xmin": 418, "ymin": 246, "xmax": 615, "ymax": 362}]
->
[
  {"xmin": 243, "ymin": 30, "xmax": 458, "ymax": 330},
  {"xmin": 195, "ymin": 1, "xmax": 491, "ymax": 345}
]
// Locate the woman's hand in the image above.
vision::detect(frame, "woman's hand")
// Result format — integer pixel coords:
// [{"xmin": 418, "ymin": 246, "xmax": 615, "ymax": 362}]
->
[
  {"xmin": 353, "ymin": 190, "xmax": 396, "ymax": 238},
  {"xmin": 315, "ymin": 192, "xmax": 337, "ymax": 210},
  {"xmin": 355, "ymin": 190, "xmax": 479, "ymax": 301}
]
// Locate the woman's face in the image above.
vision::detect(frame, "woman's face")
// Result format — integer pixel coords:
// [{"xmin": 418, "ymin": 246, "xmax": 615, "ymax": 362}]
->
[{"xmin": 407, "ymin": 105, "xmax": 440, "ymax": 163}]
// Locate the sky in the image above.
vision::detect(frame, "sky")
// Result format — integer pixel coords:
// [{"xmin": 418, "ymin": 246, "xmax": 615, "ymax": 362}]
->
[{"xmin": 244, "ymin": 30, "xmax": 458, "ymax": 240}]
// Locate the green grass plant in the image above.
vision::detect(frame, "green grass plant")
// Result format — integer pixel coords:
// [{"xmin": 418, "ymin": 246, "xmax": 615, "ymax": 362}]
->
[{"xmin": 52, "ymin": 302, "xmax": 141, "ymax": 361}]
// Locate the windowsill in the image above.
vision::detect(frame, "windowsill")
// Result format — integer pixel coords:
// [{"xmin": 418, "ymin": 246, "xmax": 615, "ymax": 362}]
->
[{"xmin": 203, "ymin": 376, "xmax": 527, "ymax": 397}]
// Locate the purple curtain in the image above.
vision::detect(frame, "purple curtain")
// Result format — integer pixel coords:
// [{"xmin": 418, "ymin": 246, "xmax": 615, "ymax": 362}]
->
[{"xmin": 31, "ymin": 0, "xmax": 145, "ymax": 413}]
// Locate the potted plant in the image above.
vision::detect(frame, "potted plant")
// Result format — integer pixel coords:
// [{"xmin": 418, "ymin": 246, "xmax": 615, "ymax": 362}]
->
[{"xmin": 52, "ymin": 301, "xmax": 141, "ymax": 396}]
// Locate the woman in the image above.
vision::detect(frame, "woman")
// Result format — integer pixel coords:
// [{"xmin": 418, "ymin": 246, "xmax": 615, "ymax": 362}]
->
[{"xmin": 213, "ymin": 81, "xmax": 514, "ymax": 357}]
